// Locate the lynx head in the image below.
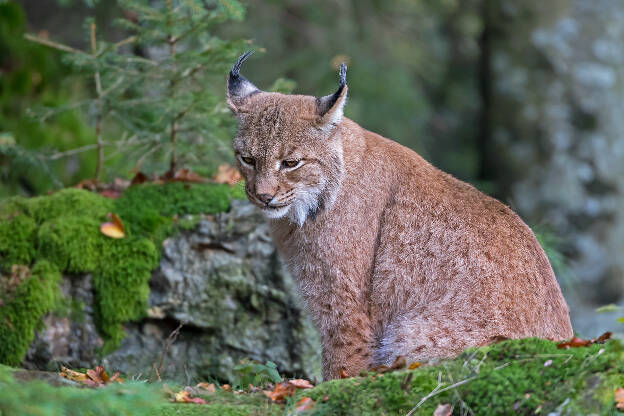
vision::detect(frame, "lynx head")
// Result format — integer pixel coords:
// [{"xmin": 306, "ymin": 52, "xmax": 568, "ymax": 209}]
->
[{"xmin": 227, "ymin": 51, "xmax": 347, "ymax": 226}]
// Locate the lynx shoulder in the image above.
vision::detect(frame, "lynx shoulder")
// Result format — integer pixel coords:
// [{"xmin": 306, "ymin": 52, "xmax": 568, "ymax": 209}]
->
[{"xmin": 226, "ymin": 52, "xmax": 573, "ymax": 380}]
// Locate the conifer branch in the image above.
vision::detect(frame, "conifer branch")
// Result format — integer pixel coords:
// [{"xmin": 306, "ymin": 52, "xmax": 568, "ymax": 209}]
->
[{"xmin": 91, "ymin": 23, "xmax": 104, "ymax": 182}]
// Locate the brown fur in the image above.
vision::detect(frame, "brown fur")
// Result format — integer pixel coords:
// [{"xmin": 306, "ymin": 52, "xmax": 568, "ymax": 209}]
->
[{"xmin": 226, "ymin": 61, "xmax": 573, "ymax": 380}]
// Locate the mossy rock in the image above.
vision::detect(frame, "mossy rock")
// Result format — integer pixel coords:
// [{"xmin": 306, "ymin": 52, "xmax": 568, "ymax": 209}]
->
[
  {"xmin": 0, "ymin": 183, "xmax": 245, "ymax": 365},
  {"xmin": 0, "ymin": 261, "xmax": 60, "ymax": 366}
]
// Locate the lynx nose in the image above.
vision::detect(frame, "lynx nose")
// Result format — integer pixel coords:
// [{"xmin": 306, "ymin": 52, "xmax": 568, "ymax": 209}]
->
[{"xmin": 257, "ymin": 193, "xmax": 274, "ymax": 205}]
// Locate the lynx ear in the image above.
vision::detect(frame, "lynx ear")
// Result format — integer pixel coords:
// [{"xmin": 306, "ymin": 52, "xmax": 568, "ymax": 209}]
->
[
  {"xmin": 227, "ymin": 51, "xmax": 261, "ymax": 113},
  {"xmin": 316, "ymin": 62, "xmax": 348, "ymax": 130}
]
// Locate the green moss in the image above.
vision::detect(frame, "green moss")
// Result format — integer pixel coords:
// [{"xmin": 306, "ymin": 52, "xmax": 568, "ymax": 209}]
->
[
  {"xmin": 37, "ymin": 216, "xmax": 103, "ymax": 273},
  {"xmin": 113, "ymin": 182, "xmax": 246, "ymax": 243},
  {"xmin": 0, "ymin": 261, "xmax": 60, "ymax": 366},
  {"xmin": 0, "ymin": 367, "xmax": 160, "ymax": 416},
  {"xmin": 0, "ymin": 214, "xmax": 36, "ymax": 270},
  {"xmin": 0, "ymin": 184, "xmax": 242, "ymax": 365},
  {"xmin": 94, "ymin": 237, "xmax": 159, "ymax": 352},
  {"xmin": 297, "ymin": 338, "xmax": 623, "ymax": 415},
  {"xmin": 2, "ymin": 338, "xmax": 623, "ymax": 415}
]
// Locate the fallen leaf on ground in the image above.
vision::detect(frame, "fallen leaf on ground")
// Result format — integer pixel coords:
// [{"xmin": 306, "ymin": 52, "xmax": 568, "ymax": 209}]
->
[
  {"xmin": 86, "ymin": 366, "xmax": 109, "ymax": 384},
  {"xmin": 59, "ymin": 365, "xmax": 123, "ymax": 387},
  {"xmin": 73, "ymin": 178, "xmax": 99, "ymax": 191},
  {"xmin": 196, "ymin": 382, "xmax": 216, "ymax": 394},
  {"xmin": 615, "ymin": 387, "xmax": 624, "ymax": 410},
  {"xmin": 339, "ymin": 369, "xmax": 349, "ymax": 378},
  {"xmin": 288, "ymin": 379, "xmax": 314, "ymax": 389},
  {"xmin": 264, "ymin": 379, "xmax": 315, "ymax": 403},
  {"xmin": 100, "ymin": 213, "xmax": 125, "ymax": 239},
  {"xmin": 173, "ymin": 390, "xmax": 206, "ymax": 404},
  {"xmin": 212, "ymin": 163, "xmax": 242, "ymax": 186},
  {"xmin": 59, "ymin": 366, "xmax": 88, "ymax": 383},
  {"xmin": 557, "ymin": 332, "xmax": 612, "ymax": 349},
  {"xmin": 291, "ymin": 397, "xmax": 315, "ymax": 414},
  {"xmin": 433, "ymin": 403, "xmax": 453, "ymax": 416},
  {"xmin": 408, "ymin": 362, "xmax": 422, "ymax": 370},
  {"xmin": 264, "ymin": 382, "xmax": 295, "ymax": 402}
]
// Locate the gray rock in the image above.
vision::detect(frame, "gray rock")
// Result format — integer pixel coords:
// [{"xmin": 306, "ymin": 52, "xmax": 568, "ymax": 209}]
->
[{"xmin": 25, "ymin": 200, "xmax": 322, "ymax": 383}]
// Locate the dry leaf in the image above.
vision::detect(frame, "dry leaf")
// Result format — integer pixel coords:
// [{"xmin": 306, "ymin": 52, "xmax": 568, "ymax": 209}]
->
[
  {"xmin": 173, "ymin": 390, "xmax": 206, "ymax": 404},
  {"xmin": 615, "ymin": 387, "xmax": 624, "ymax": 410},
  {"xmin": 557, "ymin": 332, "xmax": 612, "ymax": 349},
  {"xmin": 73, "ymin": 178, "xmax": 98, "ymax": 191},
  {"xmin": 100, "ymin": 213, "xmax": 125, "ymax": 239},
  {"xmin": 212, "ymin": 163, "xmax": 242, "ymax": 186},
  {"xmin": 408, "ymin": 362, "xmax": 422, "ymax": 370},
  {"xmin": 86, "ymin": 366, "xmax": 109, "ymax": 385},
  {"xmin": 196, "ymin": 382, "xmax": 216, "ymax": 394},
  {"xmin": 59, "ymin": 366, "xmax": 88, "ymax": 383},
  {"xmin": 288, "ymin": 379, "xmax": 314, "ymax": 389},
  {"xmin": 221, "ymin": 384, "xmax": 232, "ymax": 392},
  {"xmin": 59, "ymin": 365, "xmax": 122, "ymax": 387},
  {"xmin": 264, "ymin": 382, "xmax": 295, "ymax": 402},
  {"xmin": 263, "ymin": 379, "xmax": 314, "ymax": 403},
  {"xmin": 339, "ymin": 369, "xmax": 349, "ymax": 379},
  {"xmin": 433, "ymin": 403, "xmax": 453, "ymax": 416},
  {"xmin": 293, "ymin": 397, "xmax": 315, "ymax": 413}
]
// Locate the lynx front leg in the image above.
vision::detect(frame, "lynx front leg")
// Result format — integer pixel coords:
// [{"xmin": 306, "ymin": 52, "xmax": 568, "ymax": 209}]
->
[{"xmin": 319, "ymin": 310, "xmax": 374, "ymax": 380}]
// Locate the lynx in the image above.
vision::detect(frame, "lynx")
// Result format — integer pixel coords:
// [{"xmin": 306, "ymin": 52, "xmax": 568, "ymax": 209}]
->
[{"xmin": 226, "ymin": 52, "xmax": 573, "ymax": 380}]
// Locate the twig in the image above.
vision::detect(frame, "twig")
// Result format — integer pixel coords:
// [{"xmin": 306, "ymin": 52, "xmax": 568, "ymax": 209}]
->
[
  {"xmin": 406, "ymin": 372, "xmax": 477, "ymax": 416},
  {"xmin": 150, "ymin": 321, "xmax": 184, "ymax": 382},
  {"xmin": 24, "ymin": 33, "xmax": 87, "ymax": 54},
  {"xmin": 44, "ymin": 142, "xmax": 113, "ymax": 160}
]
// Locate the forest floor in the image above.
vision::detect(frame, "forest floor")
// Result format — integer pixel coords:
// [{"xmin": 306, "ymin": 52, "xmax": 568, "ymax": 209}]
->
[{"xmin": 1, "ymin": 336, "xmax": 623, "ymax": 416}]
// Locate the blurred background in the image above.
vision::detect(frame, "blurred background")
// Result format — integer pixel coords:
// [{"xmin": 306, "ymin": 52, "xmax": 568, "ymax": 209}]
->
[{"xmin": 2, "ymin": 0, "xmax": 624, "ymax": 337}]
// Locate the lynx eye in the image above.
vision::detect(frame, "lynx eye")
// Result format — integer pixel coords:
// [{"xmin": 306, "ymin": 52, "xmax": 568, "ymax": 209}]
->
[
  {"xmin": 281, "ymin": 160, "xmax": 300, "ymax": 169},
  {"xmin": 240, "ymin": 156, "xmax": 255, "ymax": 166}
]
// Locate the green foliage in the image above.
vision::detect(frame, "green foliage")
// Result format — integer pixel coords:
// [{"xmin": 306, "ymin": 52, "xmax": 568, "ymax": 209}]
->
[
  {"xmin": 0, "ymin": 1, "xmax": 97, "ymax": 197},
  {"xmin": 0, "ymin": 367, "xmax": 160, "ymax": 416},
  {"xmin": 0, "ymin": 261, "xmax": 61, "ymax": 366},
  {"xmin": 0, "ymin": 184, "xmax": 240, "ymax": 364},
  {"xmin": 26, "ymin": 0, "xmax": 251, "ymax": 184},
  {"xmin": 231, "ymin": 360, "xmax": 282, "ymax": 389}
]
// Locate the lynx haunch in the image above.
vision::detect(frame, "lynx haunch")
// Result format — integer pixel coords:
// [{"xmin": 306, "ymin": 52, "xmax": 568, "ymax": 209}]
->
[{"xmin": 226, "ymin": 52, "xmax": 573, "ymax": 381}]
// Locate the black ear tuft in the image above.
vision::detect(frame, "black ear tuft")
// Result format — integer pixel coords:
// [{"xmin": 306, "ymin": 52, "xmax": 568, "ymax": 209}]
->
[
  {"xmin": 338, "ymin": 62, "xmax": 347, "ymax": 90},
  {"xmin": 230, "ymin": 50, "xmax": 254, "ymax": 79},
  {"xmin": 316, "ymin": 62, "xmax": 348, "ymax": 118},
  {"xmin": 227, "ymin": 51, "xmax": 260, "ymax": 109}
]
